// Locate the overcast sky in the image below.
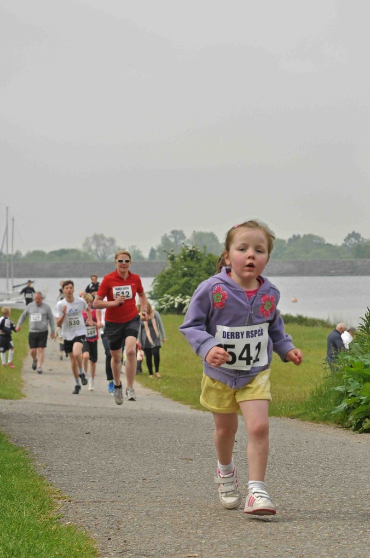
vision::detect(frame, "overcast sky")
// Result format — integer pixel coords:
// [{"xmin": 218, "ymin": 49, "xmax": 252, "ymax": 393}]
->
[{"xmin": 1, "ymin": 0, "xmax": 369, "ymax": 257}]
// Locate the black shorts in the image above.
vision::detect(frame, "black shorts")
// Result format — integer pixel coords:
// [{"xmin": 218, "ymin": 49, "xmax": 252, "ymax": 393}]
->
[
  {"xmin": 64, "ymin": 335, "xmax": 86, "ymax": 355},
  {"xmin": 0, "ymin": 336, "xmax": 13, "ymax": 352},
  {"xmin": 29, "ymin": 331, "xmax": 48, "ymax": 349},
  {"xmin": 105, "ymin": 316, "xmax": 140, "ymax": 351},
  {"xmin": 82, "ymin": 340, "xmax": 98, "ymax": 363}
]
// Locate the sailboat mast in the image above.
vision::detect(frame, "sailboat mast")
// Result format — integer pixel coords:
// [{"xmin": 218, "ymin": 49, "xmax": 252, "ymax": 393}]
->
[
  {"xmin": 6, "ymin": 206, "xmax": 9, "ymax": 294},
  {"xmin": 11, "ymin": 217, "xmax": 14, "ymax": 290}
]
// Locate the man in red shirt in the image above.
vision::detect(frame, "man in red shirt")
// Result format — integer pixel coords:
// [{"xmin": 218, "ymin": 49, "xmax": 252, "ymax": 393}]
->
[{"xmin": 93, "ymin": 250, "xmax": 149, "ymax": 405}]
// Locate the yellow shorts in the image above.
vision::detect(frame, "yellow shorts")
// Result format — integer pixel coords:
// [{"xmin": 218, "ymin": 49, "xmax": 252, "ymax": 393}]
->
[{"xmin": 200, "ymin": 369, "xmax": 272, "ymax": 414}]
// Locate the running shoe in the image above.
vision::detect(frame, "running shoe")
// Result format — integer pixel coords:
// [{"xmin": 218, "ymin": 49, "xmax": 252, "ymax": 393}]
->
[
  {"xmin": 125, "ymin": 387, "xmax": 137, "ymax": 401},
  {"xmin": 2, "ymin": 363, "xmax": 7, "ymax": 367},
  {"xmin": 73, "ymin": 385, "xmax": 81, "ymax": 394},
  {"xmin": 79, "ymin": 373, "xmax": 88, "ymax": 386},
  {"xmin": 37, "ymin": 368, "xmax": 42, "ymax": 374},
  {"xmin": 114, "ymin": 384, "xmax": 124, "ymax": 405},
  {"xmin": 32, "ymin": 360, "xmax": 37, "ymax": 371},
  {"xmin": 214, "ymin": 468, "xmax": 242, "ymax": 509},
  {"xmin": 88, "ymin": 378, "xmax": 94, "ymax": 391},
  {"xmin": 8, "ymin": 362, "xmax": 15, "ymax": 369},
  {"xmin": 108, "ymin": 380, "xmax": 114, "ymax": 394},
  {"xmin": 59, "ymin": 355, "xmax": 63, "ymax": 361},
  {"xmin": 244, "ymin": 488, "xmax": 276, "ymax": 516}
]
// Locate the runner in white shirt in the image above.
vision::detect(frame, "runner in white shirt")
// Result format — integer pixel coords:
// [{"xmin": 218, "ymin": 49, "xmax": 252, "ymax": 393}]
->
[{"xmin": 55, "ymin": 280, "xmax": 93, "ymax": 394}]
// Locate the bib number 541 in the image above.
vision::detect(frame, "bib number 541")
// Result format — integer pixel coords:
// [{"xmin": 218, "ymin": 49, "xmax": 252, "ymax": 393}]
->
[{"xmin": 223, "ymin": 342, "xmax": 261, "ymax": 366}]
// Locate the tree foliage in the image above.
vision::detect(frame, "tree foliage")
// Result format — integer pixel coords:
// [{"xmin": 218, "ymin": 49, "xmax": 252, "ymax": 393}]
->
[
  {"xmin": 82, "ymin": 233, "xmax": 118, "ymax": 261},
  {"xmin": 150, "ymin": 245, "xmax": 218, "ymax": 314}
]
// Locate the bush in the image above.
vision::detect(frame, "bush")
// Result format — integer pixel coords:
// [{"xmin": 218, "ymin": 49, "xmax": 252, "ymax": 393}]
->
[
  {"xmin": 331, "ymin": 307, "xmax": 370, "ymax": 432},
  {"xmin": 149, "ymin": 245, "xmax": 218, "ymax": 314}
]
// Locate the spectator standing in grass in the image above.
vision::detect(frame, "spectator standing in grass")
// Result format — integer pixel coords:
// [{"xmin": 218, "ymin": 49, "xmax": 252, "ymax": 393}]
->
[
  {"xmin": 0, "ymin": 307, "xmax": 17, "ymax": 368},
  {"xmin": 327, "ymin": 323, "xmax": 346, "ymax": 366}
]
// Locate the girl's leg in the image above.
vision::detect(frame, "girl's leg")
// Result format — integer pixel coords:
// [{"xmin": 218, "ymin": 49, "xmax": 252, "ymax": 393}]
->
[
  {"xmin": 143, "ymin": 348, "xmax": 153, "ymax": 375},
  {"xmin": 213, "ymin": 412, "xmax": 238, "ymax": 465},
  {"xmin": 239, "ymin": 400, "xmax": 269, "ymax": 480}
]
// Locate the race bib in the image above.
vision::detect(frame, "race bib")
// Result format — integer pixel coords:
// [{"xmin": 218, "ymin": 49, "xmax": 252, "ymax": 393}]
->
[
  {"xmin": 67, "ymin": 316, "xmax": 81, "ymax": 328},
  {"xmin": 86, "ymin": 325, "xmax": 97, "ymax": 338},
  {"xmin": 26, "ymin": 293, "xmax": 33, "ymax": 299},
  {"xmin": 112, "ymin": 285, "xmax": 133, "ymax": 300},
  {"xmin": 30, "ymin": 313, "xmax": 42, "ymax": 322},
  {"xmin": 215, "ymin": 323, "xmax": 269, "ymax": 371}
]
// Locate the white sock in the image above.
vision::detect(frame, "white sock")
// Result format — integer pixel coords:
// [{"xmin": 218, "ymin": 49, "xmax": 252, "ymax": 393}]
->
[
  {"xmin": 1, "ymin": 353, "xmax": 6, "ymax": 365},
  {"xmin": 8, "ymin": 350, "xmax": 14, "ymax": 363},
  {"xmin": 248, "ymin": 480, "xmax": 265, "ymax": 492},
  {"xmin": 218, "ymin": 460, "xmax": 235, "ymax": 476}
]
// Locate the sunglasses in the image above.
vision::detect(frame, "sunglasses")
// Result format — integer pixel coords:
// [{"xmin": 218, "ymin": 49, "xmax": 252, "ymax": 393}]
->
[{"xmin": 116, "ymin": 259, "xmax": 130, "ymax": 264}]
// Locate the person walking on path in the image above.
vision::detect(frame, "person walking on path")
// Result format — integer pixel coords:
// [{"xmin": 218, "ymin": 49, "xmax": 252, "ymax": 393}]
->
[
  {"xmin": 180, "ymin": 219, "xmax": 303, "ymax": 516},
  {"xmin": 326, "ymin": 323, "xmax": 346, "ymax": 368},
  {"xmin": 85, "ymin": 274, "xmax": 100, "ymax": 298},
  {"xmin": 20, "ymin": 280, "xmax": 35, "ymax": 305},
  {"xmin": 82, "ymin": 293, "xmax": 101, "ymax": 391},
  {"xmin": 16, "ymin": 291, "xmax": 55, "ymax": 374},
  {"xmin": 93, "ymin": 250, "xmax": 149, "ymax": 405},
  {"xmin": 55, "ymin": 280, "xmax": 93, "ymax": 394},
  {"xmin": 138, "ymin": 302, "xmax": 166, "ymax": 378},
  {"xmin": 0, "ymin": 307, "xmax": 17, "ymax": 368}
]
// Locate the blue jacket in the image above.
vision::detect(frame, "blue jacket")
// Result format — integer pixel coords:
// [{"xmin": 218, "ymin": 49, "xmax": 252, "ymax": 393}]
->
[{"xmin": 179, "ymin": 267, "xmax": 295, "ymax": 389}]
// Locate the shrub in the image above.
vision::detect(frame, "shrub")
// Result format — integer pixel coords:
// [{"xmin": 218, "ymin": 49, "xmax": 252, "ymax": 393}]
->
[
  {"xmin": 331, "ymin": 307, "xmax": 370, "ymax": 432},
  {"xmin": 149, "ymin": 245, "xmax": 218, "ymax": 314}
]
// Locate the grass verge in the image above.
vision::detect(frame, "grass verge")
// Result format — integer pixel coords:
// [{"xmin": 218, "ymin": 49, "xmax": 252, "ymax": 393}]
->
[
  {"xmin": 0, "ymin": 431, "xmax": 98, "ymax": 558},
  {"xmin": 136, "ymin": 314, "xmax": 339, "ymax": 424},
  {"xmin": 0, "ymin": 306, "xmax": 98, "ymax": 558}
]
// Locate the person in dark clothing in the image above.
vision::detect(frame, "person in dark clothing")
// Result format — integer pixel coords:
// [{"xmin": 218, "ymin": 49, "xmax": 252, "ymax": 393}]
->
[
  {"xmin": 20, "ymin": 280, "xmax": 35, "ymax": 305},
  {"xmin": 85, "ymin": 275, "xmax": 100, "ymax": 298},
  {"xmin": 326, "ymin": 323, "xmax": 346, "ymax": 367}
]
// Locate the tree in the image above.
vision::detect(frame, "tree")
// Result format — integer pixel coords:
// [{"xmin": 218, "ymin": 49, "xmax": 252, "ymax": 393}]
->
[
  {"xmin": 156, "ymin": 229, "xmax": 187, "ymax": 257},
  {"xmin": 150, "ymin": 245, "xmax": 218, "ymax": 314},
  {"xmin": 148, "ymin": 247, "xmax": 157, "ymax": 260},
  {"xmin": 191, "ymin": 231, "xmax": 223, "ymax": 255},
  {"xmin": 343, "ymin": 231, "xmax": 365, "ymax": 251},
  {"xmin": 128, "ymin": 245, "xmax": 145, "ymax": 261},
  {"xmin": 82, "ymin": 233, "xmax": 118, "ymax": 261}
]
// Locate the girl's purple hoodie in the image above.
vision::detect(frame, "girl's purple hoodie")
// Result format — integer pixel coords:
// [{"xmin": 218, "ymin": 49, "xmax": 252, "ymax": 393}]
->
[{"xmin": 179, "ymin": 267, "xmax": 295, "ymax": 389}]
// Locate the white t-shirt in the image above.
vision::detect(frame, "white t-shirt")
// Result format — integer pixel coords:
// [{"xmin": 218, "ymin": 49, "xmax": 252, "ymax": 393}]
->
[
  {"xmin": 341, "ymin": 330, "xmax": 353, "ymax": 350},
  {"xmin": 55, "ymin": 297, "xmax": 87, "ymax": 341}
]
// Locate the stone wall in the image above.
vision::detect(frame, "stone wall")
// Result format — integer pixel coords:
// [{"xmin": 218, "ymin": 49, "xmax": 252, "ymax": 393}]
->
[{"xmin": 1, "ymin": 259, "xmax": 370, "ymax": 278}]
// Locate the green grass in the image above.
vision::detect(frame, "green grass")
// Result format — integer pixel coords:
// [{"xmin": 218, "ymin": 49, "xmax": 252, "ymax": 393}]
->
[
  {"xmin": 0, "ymin": 307, "xmax": 98, "ymax": 558},
  {"xmin": 136, "ymin": 314, "xmax": 337, "ymax": 423},
  {"xmin": 0, "ymin": 431, "xmax": 98, "ymax": 558}
]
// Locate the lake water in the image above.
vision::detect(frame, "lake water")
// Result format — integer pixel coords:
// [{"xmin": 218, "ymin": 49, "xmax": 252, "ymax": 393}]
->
[{"xmin": 2, "ymin": 275, "xmax": 370, "ymax": 327}]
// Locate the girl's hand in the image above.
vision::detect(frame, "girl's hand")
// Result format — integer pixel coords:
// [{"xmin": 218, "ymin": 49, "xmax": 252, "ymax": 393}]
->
[
  {"xmin": 286, "ymin": 348, "xmax": 303, "ymax": 366},
  {"xmin": 206, "ymin": 346, "xmax": 231, "ymax": 367}
]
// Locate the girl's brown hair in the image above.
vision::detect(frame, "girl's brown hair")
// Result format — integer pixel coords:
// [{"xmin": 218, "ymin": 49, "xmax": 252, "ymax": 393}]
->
[{"xmin": 216, "ymin": 220, "xmax": 275, "ymax": 273}]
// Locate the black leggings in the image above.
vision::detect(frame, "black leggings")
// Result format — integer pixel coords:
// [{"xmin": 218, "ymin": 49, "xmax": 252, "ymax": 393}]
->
[{"xmin": 143, "ymin": 347, "xmax": 160, "ymax": 375}]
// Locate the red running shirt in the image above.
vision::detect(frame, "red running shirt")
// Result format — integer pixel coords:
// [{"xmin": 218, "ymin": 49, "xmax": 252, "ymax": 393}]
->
[{"xmin": 96, "ymin": 270, "xmax": 144, "ymax": 324}]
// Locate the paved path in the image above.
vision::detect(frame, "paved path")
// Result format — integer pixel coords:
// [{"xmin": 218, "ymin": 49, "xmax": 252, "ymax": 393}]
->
[{"xmin": 1, "ymin": 340, "xmax": 370, "ymax": 557}]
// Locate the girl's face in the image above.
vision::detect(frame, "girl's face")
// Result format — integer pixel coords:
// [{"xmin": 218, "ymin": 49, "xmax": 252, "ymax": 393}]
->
[{"xmin": 225, "ymin": 227, "xmax": 269, "ymax": 289}]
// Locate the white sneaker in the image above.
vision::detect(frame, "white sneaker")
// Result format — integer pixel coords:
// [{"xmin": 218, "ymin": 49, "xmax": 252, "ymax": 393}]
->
[
  {"xmin": 88, "ymin": 379, "xmax": 94, "ymax": 391},
  {"xmin": 214, "ymin": 468, "xmax": 242, "ymax": 509},
  {"xmin": 244, "ymin": 488, "xmax": 276, "ymax": 515},
  {"xmin": 125, "ymin": 387, "xmax": 137, "ymax": 401},
  {"xmin": 114, "ymin": 384, "xmax": 123, "ymax": 405}
]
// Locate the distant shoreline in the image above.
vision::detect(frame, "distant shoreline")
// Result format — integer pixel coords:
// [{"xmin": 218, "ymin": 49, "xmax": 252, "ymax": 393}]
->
[{"xmin": 1, "ymin": 259, "xmax": 370, "ymax": 278}]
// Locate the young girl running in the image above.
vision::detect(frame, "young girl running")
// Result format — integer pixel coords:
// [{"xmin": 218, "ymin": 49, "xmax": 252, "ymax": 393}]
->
[{"xmin": 179, "ymin": 220, "xmax": 303, "ymax": 516}]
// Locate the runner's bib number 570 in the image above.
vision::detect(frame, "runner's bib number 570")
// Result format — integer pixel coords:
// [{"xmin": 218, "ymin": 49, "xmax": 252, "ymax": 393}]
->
[
  {"xmin": 112, "ymin": 285, "xmax": 133, "ymax": 300},
  {"xmin": 215, "ymin": 323, "xmax": 269, "ymax": 370}
]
